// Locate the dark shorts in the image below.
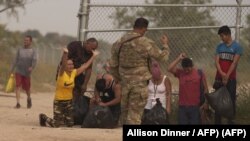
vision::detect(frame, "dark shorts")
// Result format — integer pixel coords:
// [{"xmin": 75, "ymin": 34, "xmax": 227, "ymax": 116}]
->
[{"xmin": 15, "ymin": 73, "xmax": 30, "ymax": 91}]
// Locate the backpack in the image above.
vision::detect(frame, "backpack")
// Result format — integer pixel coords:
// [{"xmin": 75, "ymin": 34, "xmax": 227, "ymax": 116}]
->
[{"xmin": 198, "ymin": 69, "xmax": 205, "ymax": 106}]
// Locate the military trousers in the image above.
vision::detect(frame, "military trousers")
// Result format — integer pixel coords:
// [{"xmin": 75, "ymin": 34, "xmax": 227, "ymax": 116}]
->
[
  {"xmin": 120, "ymin": 80, "xmax": 148, "ymax": 125},
  {"xmin": 45, "ymin": 100, "xmax": 74, "ymax": 127}
]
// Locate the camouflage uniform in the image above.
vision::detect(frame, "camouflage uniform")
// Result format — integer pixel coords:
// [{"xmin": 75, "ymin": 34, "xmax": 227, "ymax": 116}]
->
[
  {"xmin": 44, "ymin": 100, "xmax": 74, "ymax": 127},
  {"xmin": 110, "ymin": 31, "xmax": 170, "ymax": 124}
]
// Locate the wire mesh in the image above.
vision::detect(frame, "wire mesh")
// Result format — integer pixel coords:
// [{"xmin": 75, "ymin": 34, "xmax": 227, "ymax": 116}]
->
[{"xmin": 84, "ymin": 3, "xmax": 250, "ymax": 91}]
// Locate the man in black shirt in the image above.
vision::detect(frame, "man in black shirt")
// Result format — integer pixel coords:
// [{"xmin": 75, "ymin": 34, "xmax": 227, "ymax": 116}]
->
[{"xmin": 91, "ymin": 73, "xmax": 122, "ymax": 126}]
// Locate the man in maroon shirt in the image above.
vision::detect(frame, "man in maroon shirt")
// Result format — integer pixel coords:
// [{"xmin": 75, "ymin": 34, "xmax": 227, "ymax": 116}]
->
[{"xmin": 168, "ymin": 53, "xmax": 209, "ymax": 124}]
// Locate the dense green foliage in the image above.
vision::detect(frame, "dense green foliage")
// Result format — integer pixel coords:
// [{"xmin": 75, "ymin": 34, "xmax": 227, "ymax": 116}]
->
[
  {"xmin": 0, "ymin": 0, "xmax": 35, "ymax": 19},
  {"xmin": 110, "ymin": 0, "xmax": 219, "ymax": 61}
]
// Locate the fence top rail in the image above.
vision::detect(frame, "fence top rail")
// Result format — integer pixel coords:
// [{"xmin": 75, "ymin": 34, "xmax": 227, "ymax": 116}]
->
[
  {"xmin": 86, "ymin": 25, "xmax": 243, "ymax": 33},
  {"xmin": 89, "ymin": 4, "xmax": 250, "ymax": 7}
]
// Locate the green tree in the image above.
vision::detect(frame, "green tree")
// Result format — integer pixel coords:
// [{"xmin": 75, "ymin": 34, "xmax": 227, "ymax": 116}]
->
[
  {"xmin": 44, "ymin": 32, "xmax": 76, "ymax": 45},
  {"xmin": 0, "ymin": 0, "xmax": 36, "ymax": 18},
  {"xmin": 239, "ymin": 14, "xmax": 250, "ymax": 71},
  {"xmin": 24, "ymin": 29, "xmax": 43, "ymax": 39},
  {"xmin": 110, "ymin": 0, "xmax": 219, "ymax": 63}
]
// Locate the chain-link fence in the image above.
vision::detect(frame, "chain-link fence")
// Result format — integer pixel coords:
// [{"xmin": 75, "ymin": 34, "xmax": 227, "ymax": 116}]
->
[
  {"xmin": 83, "ymin": 2, "xmax": 250, "ymax": 92},
  {"xmin": 27, "ymin": 2, "xmax": 250, "ymax": 93}
]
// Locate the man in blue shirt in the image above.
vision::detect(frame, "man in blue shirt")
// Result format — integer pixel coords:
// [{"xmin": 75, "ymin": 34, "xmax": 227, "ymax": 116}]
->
[{"xmin": 213, "ymin": 25, "xmax": 243, "ymax": 124}]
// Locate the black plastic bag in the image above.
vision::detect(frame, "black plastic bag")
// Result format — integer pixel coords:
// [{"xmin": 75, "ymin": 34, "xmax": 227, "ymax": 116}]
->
[
  {"xmin": 212, "ymin": 80, "xmax": 223, "ymax": 90},
  {"xmin": 73, "ymin": 95, "xmax": 89, "ymax": 125},
  {"xmin": 141, "ymin": 98, "xmax": 169, "ymax": 125},
  {"xmin": 205, "ymin": 86, "xmax": 233, "ymax": 119},
  {"xmin": 81, "ymin": 105, "xmax": 115, "ymax": 128}
]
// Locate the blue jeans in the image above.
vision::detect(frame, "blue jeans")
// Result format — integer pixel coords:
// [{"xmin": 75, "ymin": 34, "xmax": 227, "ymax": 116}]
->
[{"xmin": 178, "ymin": 105, "xmax": 200, "ymax": 125}]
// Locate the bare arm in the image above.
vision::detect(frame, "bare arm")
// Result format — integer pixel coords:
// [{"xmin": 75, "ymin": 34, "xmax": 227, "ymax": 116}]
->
[
  {"xmin": 90, "ymin": 75, "xmax": 103, "ymax": 105},
  {"xmin": 224, "ymin": 55, "xmax": 241, "ymax": 82},
  {"xmin": 59, "ymin": 48, "xmax": 69, "ymax": 76},
  {"xmin": 164, "ymin": 77, "xmax": 172, "ymax": 114},
  {"xmin": 98, "ymin": 83, "xmax": 122, "ymax": 107},
  {"xmin": 168, "ymin": 53, "xmax": 186, "ymax": 74},
  {"xmin": 202, "ymin": 71, "xmax": 209, "ymax": 94},
  {"xmin": 215, "ymin": 55, "xmax": 226, "ymax": 78},
  {"xmin": 31, "ymin": 49, "xmax": 38, "ymax": 69},
  {"xmin": 79, "ymin": 66, "xmax": 92, "ymax": 94},
  {"xmin": 90, "ymin": 87, "xmax": 101, "ymax": 106},
  {"xmin": 76, "ymin": 50, "xmax": 99, "ymax": 76},
  {"xmin": 201, "ymin": 71, "xmax": 210, "ymax": 109}
]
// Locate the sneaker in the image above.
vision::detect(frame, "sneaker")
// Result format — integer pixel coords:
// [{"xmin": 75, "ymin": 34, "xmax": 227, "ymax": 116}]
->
[
  {"xmin": 27, "ymin": 98, "xmax": 32, "ymax": 108},
  {"xmin": 39, "ymin": 113, "xmax": 47, "ymax": 126},
  {"xmin": 15, "ymin": 103, "xmax": 21, "ymax": 109},
  {"xmin": 40, "ymin": 115, "xmax": 56, "ymax": 128}
]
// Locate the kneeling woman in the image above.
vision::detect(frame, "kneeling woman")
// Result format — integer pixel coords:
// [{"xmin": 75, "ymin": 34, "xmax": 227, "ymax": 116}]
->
[{"xmin": 39, "ymin": 47, "xmax": 99, "ymax": 127}]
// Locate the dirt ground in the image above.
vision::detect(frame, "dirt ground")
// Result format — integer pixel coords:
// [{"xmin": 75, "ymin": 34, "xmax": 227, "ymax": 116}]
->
[{"xmin": 0, "ymin": 91, "xmax": 122, "ymax": 141}]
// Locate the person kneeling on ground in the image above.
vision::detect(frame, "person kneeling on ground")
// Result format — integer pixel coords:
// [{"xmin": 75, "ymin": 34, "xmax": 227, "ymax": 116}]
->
[
  {"xmin": 90, "ymin": 73, "xmax": 122, "ymax": 127},
  {"xmin": 39, "ymin": 47, "xmax": 99, "ymax": 128}
]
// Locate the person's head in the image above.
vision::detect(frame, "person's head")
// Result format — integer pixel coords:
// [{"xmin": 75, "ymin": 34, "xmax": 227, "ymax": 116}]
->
[
  {"xmin": 151, "ymin": 60, "xmax": 162, "ymax": 80},
  {"xmin": 24, "ymin": 35, "xmax": 32, "ymax": 48},
  {"xmin": 133, "ymin": 17, "xmax": 149, "ymax": 35},
  {"xmin": 95, "ymin": 78, "xmax": 106, "ymax": 92},
  {"xmin": 65, "ymin": 59, "xmax": 74, "ymax": 72},
  {"xmin": 85, "ymin": 38, "xmax": 98, "ymax": 53},
  {"xmin": 218, "ymin": 25, "xmax": 232, "ymax": 44},
  {"xmin": 181, "ymin": 57, "xmax": 193, "ymax": 73},
  {"xmin": 67, "ymin": 41, "xmax": 82, "ymax": 60}
]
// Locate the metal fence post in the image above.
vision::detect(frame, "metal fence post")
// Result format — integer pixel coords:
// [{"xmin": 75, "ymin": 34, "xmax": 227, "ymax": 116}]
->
[
  {"xmin": 77, "ymin": 0, "xmax": 90, "ymax": 41},
  {"xmin": 235, "ymin": 0, "xmax": 242, "ymax": 42}
]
